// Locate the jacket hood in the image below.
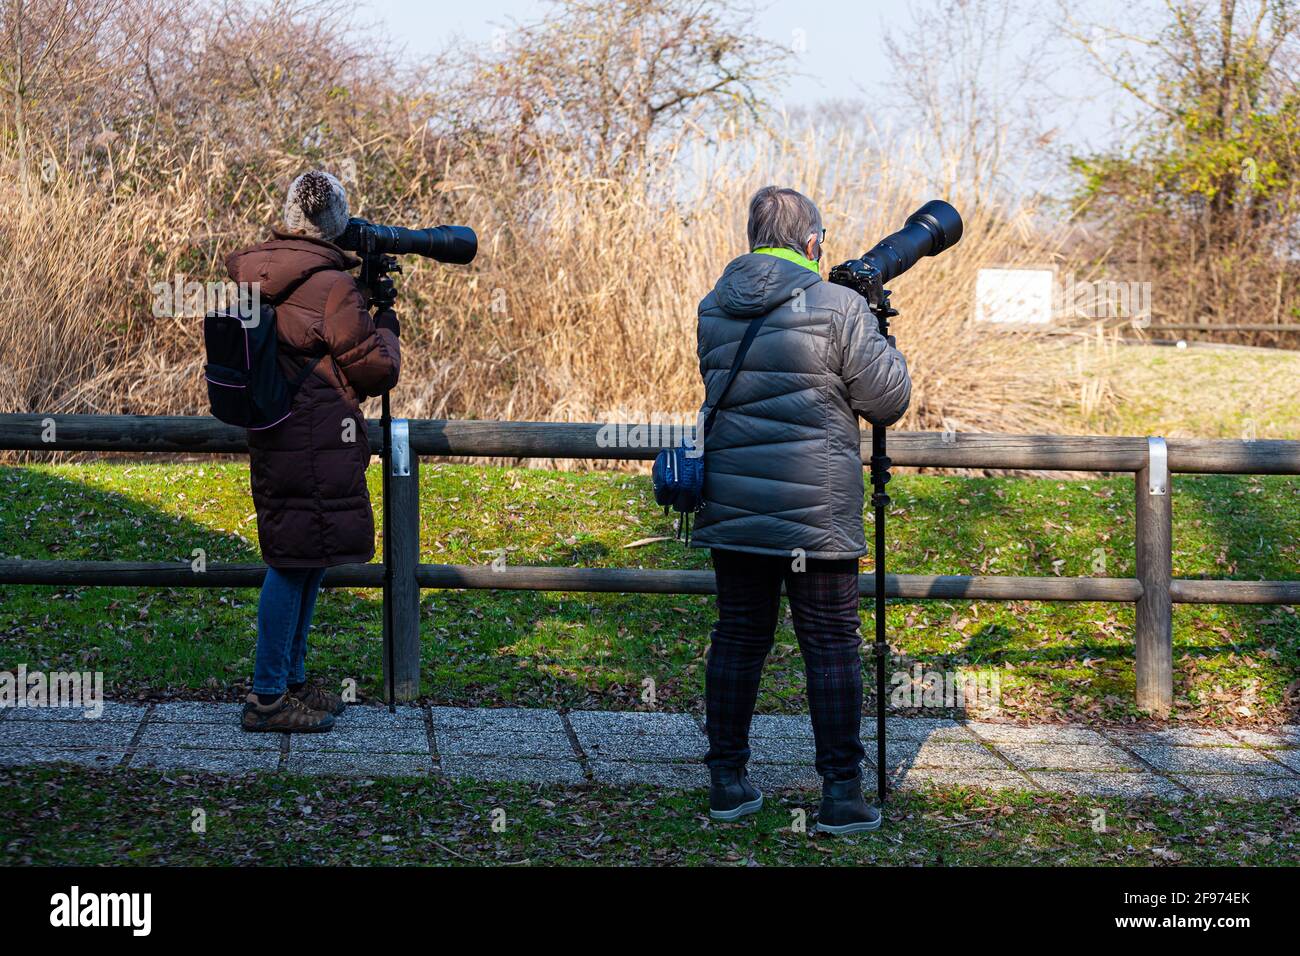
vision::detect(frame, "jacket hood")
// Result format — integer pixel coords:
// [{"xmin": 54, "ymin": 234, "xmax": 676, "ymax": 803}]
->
[
  {"xmin": 225, "ymin": 230, "xmax": 359, "ymax": 299},
  {"xmin": 712, "ymin": 252, "xmax": 822, "ymax": 317}
]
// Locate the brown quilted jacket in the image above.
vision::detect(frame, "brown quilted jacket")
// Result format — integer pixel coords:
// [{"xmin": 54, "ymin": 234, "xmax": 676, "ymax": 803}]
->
[{"xmin": 226, "ymin": 231, "xmax": 400, "ymax": 568}]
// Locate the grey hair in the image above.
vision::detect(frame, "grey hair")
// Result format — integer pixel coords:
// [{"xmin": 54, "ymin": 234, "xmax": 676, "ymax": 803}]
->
[{"xmin": 746, "ymin": 186, "xmax": 823, "ymax": 254}]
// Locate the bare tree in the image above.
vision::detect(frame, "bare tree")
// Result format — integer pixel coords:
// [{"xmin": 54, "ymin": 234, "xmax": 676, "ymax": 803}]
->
[
  {"xmin": 0, "ymin": 0, "xmax": 143, "ymax": 199},
  {"xmin": 438, "ymin": 0, "xmax": 790, "ymax": 170},
  {"xmin": 880, "ymin": 0, "xmax": 1058, "ymax": 196}
]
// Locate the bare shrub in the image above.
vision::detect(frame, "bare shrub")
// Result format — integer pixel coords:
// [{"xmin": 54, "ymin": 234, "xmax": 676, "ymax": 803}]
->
[{"xmin": 0, "ymin": 0, "xmax": 1099, "ymax": 457}]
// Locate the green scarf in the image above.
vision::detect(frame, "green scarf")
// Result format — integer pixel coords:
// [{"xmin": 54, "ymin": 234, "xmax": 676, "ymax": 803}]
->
[{"xmin": 752, "ymin": 246, "xmax": 820, "ymax": 274}]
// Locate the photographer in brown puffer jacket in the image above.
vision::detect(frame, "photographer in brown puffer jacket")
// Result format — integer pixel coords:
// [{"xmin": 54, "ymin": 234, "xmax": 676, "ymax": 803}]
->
[{"xmin": 226, "ymin": 170, "xmax": 400, "ymax": 734}]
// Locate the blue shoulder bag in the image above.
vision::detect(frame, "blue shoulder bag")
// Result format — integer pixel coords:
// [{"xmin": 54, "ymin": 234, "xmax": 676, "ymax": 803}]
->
[{"xmin": 652, "ymin": 313, "xmax": 767, "ymax": 543}]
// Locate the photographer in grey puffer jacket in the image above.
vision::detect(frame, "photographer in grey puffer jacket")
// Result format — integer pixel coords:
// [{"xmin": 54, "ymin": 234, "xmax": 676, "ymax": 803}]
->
[{"xmin": 693, "ymin": 186, "xmax": 910, "ymax": 834}]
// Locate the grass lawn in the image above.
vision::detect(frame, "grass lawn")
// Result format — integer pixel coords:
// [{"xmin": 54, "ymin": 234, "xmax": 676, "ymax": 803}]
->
[
  {"xmin": 1, "ymin": 764, "xmax": 1296, "ymax": 866},
  {"xmin": 1, "ymin": 460, "xmax": 1296, "ymax": 726}
]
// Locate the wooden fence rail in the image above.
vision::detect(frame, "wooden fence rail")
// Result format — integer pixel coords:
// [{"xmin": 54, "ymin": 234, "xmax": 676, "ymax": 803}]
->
[
  {"xmin": 1, "ymin": 414, "xmax": 1297, "ymax": 714},
  {"xmin": 4, "ymin": 413, "xmax": 1300, "ymax": 472},
  {"xmin": 3, "ymin": 560, "xmax": 1298, "ymax": 604}
]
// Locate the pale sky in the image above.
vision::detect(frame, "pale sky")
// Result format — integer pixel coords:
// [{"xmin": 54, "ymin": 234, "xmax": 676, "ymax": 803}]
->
[
  {"xmin": 354, "ymin": 0, "xmax": 1136, "ymax": 191},
  {"xmin": 365, "ymin": 0, "xmax": 897, "ymax": 105}
]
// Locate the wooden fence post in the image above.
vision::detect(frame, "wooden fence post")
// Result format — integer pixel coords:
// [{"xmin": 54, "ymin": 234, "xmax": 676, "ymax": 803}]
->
[
  {"xmin": 1135, "ymin": 436, "xmax": 1173, "ymax": 715},
  {"xmin": 384, "ymin": 421, "xmax": 421, "ymax": 701}
]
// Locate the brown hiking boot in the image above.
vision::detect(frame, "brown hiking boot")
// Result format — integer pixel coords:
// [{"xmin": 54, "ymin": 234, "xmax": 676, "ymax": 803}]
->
[
  {"xmin": 290, "ymin": 681, "xmax": 345, "ymax": 717},
  {"xmin": 241, "ymin": 692, "xmax": 335, "ymax": 733}
]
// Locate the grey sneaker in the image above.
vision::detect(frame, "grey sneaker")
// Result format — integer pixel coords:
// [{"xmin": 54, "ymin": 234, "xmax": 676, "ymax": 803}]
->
[
  {"xmin": 815, "ymin": 775, "xmax": 882, "ymax": 834},
  {"xmin": 709, "ymin": 766, "xmax": 764, "ymax": 821}
]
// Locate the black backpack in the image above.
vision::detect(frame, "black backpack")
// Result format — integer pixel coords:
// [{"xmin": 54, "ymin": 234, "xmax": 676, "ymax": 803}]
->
[{"xmin": 202, "ymin": 265, "xmax": 333, "ymax": 430}]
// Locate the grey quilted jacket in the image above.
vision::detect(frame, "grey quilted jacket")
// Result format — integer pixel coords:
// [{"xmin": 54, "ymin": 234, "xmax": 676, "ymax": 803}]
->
[{"xmin": 690, "ymin": 251, "xmax": 912, "ymax": 559}]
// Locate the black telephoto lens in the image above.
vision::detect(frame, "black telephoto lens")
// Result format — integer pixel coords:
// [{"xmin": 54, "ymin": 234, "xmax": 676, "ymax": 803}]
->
[
  {"xmin": 378, "ymin": 224, "xmax": 478, "ymax": 264},
  {"xmin": 422, "ymin": 225, "xmax": 477, "ymax": 264},
  {"xmin": 338, "ymin": 219, "xmax": 478, "ymax": 264},
  {"xmin": 861, "ymin": 199, "xmax": 963, "ymax": 285}
]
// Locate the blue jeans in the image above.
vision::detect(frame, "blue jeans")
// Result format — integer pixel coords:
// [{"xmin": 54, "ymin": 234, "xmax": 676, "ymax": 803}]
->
[{"xmin": 252, "ymin": 567, "xmax": 326, "ymax": 696}]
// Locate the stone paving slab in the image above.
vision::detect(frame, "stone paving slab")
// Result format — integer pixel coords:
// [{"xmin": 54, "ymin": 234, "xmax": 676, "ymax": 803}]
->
[
  {"xmin": 888, "ymin": 740, "xmax": 1007, "ymax": 771},
  {"xmin": 999, "ymin": 743, "xmax": 1146, "ymax": 772},
  {"xmin": 0, "ymin": 747, "xmax": 127, "ymax": 769},
  {"xmin": 750, "ymin": 736, "xmax": 817, "ymax": 765},
  {"xmin": 3, "ymin": 699, "xmax": 1298, "ymax": 803},
  {"xmin": 439, "ymin": 755, "xmax": 585, "ymax": 785},
  {"xmin": 0, "ymin": 719, "xmax": 139, "ymax": 750},
  {"xmin": 581, "ymin": 732, "xmax": 705, "ymax": 763},
  {"xmin": 749, "ymin": 714, "xmax": 812, "ymax": 739},
  {"xmin": 150, "ymin": 702, "xmax": 243, "ymax": 724},
  {"xmin": 748, "ymin": 714, "xmax": 968, "ymax": 743},
  {"xmin": 1130, "ymin": 744, "xmax": 1290, "ymax": 776},
  {"xmin": 568, "ymin": 710, "xmax": 701, "ymax": 737},
  {"xmin": 883, "ymin": 717, "xmax": 969, "ymax": 742},
  {"xmin": 1171, "ymin": 774, "xmax": 1300, "ymax": 799},
  {"xmin": 896, "ymin": 768, "xmax": 1033, "ymax": 792},
  {"xmin": 1230, "ymin": 727, "xmax": 1300, "ymax": 748},
  {"xmin": 338, "ymin": 706, "xmax": 427, "ymax": 729},
  {"xmin": 130, "ymin": 748, "xmax": 280, "ymax": 773},
  {"xmin": 749, "ymin": 763, "xmax": 822, "ymax": 790},
  {"xmin": 570, "ymin": 710, "xmax": 708, "ymax": 767},
  {"xmin": 431, "ymin": 706, "xmax": 564, "ymax": 733},
  {"xmin": 135, "ymin": 721, "xmax": 280, "ymax": 751},
  {"xmin": 591, "ymin": 761, "xmax": 831, "ymax": 792},
  {"xmin": 1263, "ymin": 749, "xmax": 1300, "ymax": 774},
  {"xmin": 289, "ymin": 726, "xmax": 428, "ymax": 755},
  {"xmin": 2, "ymin": 702, "xmax": 146, "ymax": 723},
  {"xmin": 285, "ymin": 752, "xmax": 433, "ymax": 777},
  {"xmin": 1109, "ymin": 727, "xmax": 1243, "ymax": 748},
  {"xmin": 966, "ymin": 722, "xmax": 1109, "ymax": 746},
  {"xmin": 590, "ymin": 760, "xmax": 700, "ymax": 790},
  {"xmin": 1028, "ymin": 770, "xmax": 1186, "ymax": 800},
  {"xmin": 437, "ymin": 728, "xmax": 574, "ymax": 761}
]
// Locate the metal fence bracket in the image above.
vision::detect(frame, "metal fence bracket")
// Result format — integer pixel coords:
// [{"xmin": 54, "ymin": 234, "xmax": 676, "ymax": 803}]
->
[
  {"xmin": 390, "ymin": 419, "xmax": 411, "ymax": 477},
  {"xmin": 1147, "ymin": 436, "xmax": 1168, "ymax": 495}
]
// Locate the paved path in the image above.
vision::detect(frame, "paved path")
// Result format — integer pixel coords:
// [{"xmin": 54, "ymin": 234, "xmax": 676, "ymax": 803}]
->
[{"xmin": 2, "ymin": 702, "xmax": 1299, "ymax": 800}]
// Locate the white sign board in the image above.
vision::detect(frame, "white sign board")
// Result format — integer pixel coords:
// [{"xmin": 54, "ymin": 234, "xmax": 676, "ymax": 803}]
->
[{"xmin": 974, "ymin": 268, "xmax": 1055, "ymax": 325}]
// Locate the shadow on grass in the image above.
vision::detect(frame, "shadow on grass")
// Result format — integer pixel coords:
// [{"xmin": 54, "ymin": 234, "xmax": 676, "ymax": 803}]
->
[
  {"xmin": 882, "ymin": 472, "xmax": 1299, "ymax": 722},
  {"xmin": 0, "ymin": 466, "xmax": 670, "ymax": 706},
  {"xmin": 2, "ymin": 465, "xmax": 1296, "ymax": 727},
  {"xmin": 0, "ymin": 467, "xmax": 371, "ymax": 694},
  {"xmin": 1173, "ymin": 474, "xmax": 1300, "ymax": 723}
]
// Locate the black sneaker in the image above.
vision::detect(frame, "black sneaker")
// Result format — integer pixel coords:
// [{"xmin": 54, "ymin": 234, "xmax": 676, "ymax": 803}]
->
[
  {"xmin": 708, "ymin": 766, "xmax": 763, "ymax": 821},
  {"xmin": 815, "ymin": 775, "xmax": 881, "ymax": 834}
]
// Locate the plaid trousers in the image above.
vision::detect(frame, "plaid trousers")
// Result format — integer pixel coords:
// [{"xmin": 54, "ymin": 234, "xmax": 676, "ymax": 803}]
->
[{"xmin": 704, "ymin": 547, "xmax": 866, "ymax": 782}]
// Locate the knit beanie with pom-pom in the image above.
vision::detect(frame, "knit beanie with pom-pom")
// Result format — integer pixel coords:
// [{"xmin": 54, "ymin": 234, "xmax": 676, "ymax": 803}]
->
[{"xmin": 283, "ymin": 170, "xmax": 349, "ymax": 241}]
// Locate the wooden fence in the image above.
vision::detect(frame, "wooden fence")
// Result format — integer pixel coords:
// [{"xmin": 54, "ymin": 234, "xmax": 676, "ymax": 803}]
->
[{"xmin": 2, "ymin": 413, "xmax": 1298, "ymax": 715}]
